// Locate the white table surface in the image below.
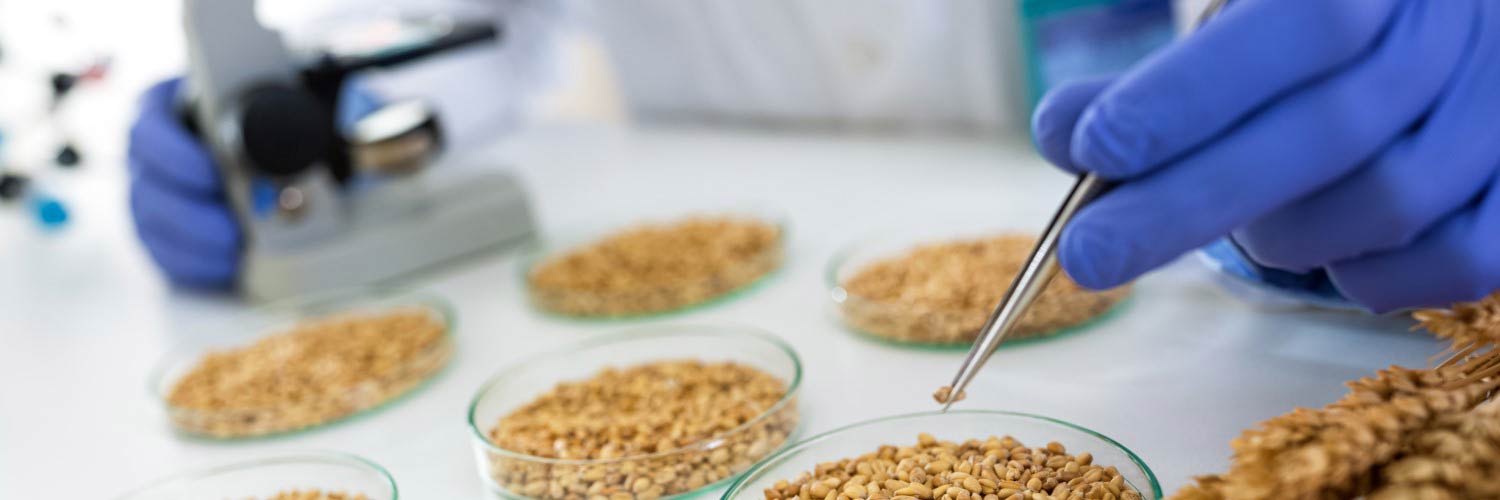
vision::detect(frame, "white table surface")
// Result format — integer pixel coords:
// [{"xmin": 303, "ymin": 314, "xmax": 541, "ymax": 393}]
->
[{"xmin": 0, "ymin": 124, "xmax": 1445, "ymax": 499}]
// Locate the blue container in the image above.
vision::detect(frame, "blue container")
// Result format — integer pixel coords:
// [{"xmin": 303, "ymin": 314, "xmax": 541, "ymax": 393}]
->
[{"xmin": 1018, "ymin": 0, "xmax": 1176, "ymax": 111}]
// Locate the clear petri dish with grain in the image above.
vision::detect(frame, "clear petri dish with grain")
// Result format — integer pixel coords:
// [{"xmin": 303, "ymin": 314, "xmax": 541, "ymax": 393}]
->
[
  {"xmin": 828, "ymin": 227, "xmax": 1130, "ymax": 348},
  {"xmin": 523, "ymin": 208, "xmax": 786, "ymax": 319},
  {"xmin": 467, "ymin": 325, "xmax": 802, "ymax": 500},
  {"xmin": 115, "ymin": 452, "xmax": 397, "ymax": 500},
  {"xmin": 722, "ymin": 411, "xmax": 1161, "ymax": 500},
  {"xmin": 151, "ymin": 287, "xmax": 455, "ymax": 439}
]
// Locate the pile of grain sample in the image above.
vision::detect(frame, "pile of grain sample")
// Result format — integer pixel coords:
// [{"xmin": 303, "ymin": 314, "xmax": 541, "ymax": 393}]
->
[
  {"xmin": 165, "ymin": 307, "xmax": 450, "ymax": 438},
  {"xmin": 839, "ymin": 234, "xmax": 1128, "ymax": 344},
  {"xmin": 764, "ymin": 433, "xmax": 1142, "ymax": 500},
  {"xmin": 483, "ymin": 360, "xmax": 798, "ymax": 500},
  {"xmin": 259, "ymin": 491, "xmax": 369, "ymax": 500},
  {"xmin": 528, "ymin": 217, "xmax": 782, "ymax": 316}
]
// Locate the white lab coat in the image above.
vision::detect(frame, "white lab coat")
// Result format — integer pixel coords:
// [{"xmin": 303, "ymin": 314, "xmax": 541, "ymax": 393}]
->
[
  {"xmin": 581, "ymin": 0, "xmax": 1024, "ymax": 133},
  {"xmin": 268, "ymin": 0, "xmax": 1029, "ymax": 151}
]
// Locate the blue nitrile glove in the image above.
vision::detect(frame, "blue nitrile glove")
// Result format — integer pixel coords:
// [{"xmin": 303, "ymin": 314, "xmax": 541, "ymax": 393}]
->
[
  {"xmin": 128, "ymin": 78, "xmax": 240, "ymax": 288},
  {"xmin": 127, "ymin": 77, "xmax": 381, "ymax": 288},
  {"xmin": 1032, "ymin": 0, "xmax": 1500, "ymax": 313}
]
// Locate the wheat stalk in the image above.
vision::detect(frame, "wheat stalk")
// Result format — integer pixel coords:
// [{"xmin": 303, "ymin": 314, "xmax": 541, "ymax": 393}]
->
[{"xmin": 1170, "ymin": 293, "xmax": 1500, "ymax": 500}]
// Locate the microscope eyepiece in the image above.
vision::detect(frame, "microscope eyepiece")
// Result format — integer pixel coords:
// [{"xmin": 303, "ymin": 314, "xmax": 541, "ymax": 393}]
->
[{"xmin": 239, "ymin": 85, "xmax": 333, "ymax": 178}]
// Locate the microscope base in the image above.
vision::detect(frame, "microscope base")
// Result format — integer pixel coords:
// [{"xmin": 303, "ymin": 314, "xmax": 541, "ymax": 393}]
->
[{"xmin": 240, "ymin": 168, "xmax": 533, "ymax": 301}]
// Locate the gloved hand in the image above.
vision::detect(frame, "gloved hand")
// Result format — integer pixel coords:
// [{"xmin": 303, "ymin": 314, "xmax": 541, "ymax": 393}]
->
[
  {"xmin": 1032, "ymin": 0, "xmax": 1500, "ymax": 312},
  {"xmin": 128, "ymin": 78, "xmax": 240, "ymax": 288},
  {"xmin": 128, "ymin": 77, "xmax": 382, "ymax": 288}
]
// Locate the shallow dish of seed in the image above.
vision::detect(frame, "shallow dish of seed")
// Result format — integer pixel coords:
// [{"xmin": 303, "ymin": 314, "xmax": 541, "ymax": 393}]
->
[
  {"xmin": 722, "ymin": 411, "xmax": 1161, "ymax": 500},
  {"xmin": 468, "ymin": 325, "xmax": 803, "ymax": 500},
  {"xmin": 115, "ymin": 452, "xmax": 397, "ymax": 500},
  {"xmin": 152, "ymin": 288, "xmax": 454, "ymax": 439},
  {"xmin": 260, "ymin": 492, "xmax": 369, "ymax": 500},
  {"xmin": 828, "ymin": 231, "xmax": 1130, "ymax": 347},
  {"xmin": 525, "ymin": 211, "xmax": 785, "ymax": 318}
]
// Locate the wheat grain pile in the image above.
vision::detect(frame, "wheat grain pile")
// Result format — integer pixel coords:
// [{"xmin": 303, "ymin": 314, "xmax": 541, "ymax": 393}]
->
[
  {"xmin": 528, "ymin": 217, "xmax": 782, "ymax": 316},
  {"xmin": 481, "ymin": 360, "xmax": 798, "ymax": 500},
  {"xmin": 166, "ymin": 307, "xmax": 451, "ymax": 437},
  {"xmin": 763, "ymin": 433, "xmax": 1142, "ymax": 500},
  {"xmin": 258, "ymin": 491, "xmax": 369, "ymax": 500},
  {"xmin": 1171, "ymin": 293, "xmax": 1500, "ymax": 500},
  {"xmin": 839, "ymin": 235, "xmax": 1128, "ymax": 344}
]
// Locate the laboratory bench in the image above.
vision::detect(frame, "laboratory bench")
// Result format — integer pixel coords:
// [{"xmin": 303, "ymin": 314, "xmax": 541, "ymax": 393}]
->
[{"xmin": 0, "ymin": 124, "xmax": 1444, "ymax": 498}]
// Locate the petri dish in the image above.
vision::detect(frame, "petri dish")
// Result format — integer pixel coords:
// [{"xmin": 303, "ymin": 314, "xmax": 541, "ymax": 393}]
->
[
  {"xmin": 468, "ymin": 324, "xmax": 802, "ymax": 499},
  {"xmin": 826, "ymin": 226, "xmax": 1130, "ymax": 349},
  {"xmin": 521, "ymin": 206, "xmax": 787, "ymax": 320},
  {"xmin": 150, "ymin": 287, "xmax": 455, "ymax": 439},
  {"xmin": 723, "ymin": 410, "xmax": 1161, "ymax": 500},
  {"xmin": 115, "ymin": 451, "xmax": 398, "ymax": 500}
]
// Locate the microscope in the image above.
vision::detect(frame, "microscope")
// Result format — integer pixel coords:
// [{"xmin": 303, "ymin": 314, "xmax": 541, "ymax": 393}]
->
[{"xmin": 181, "ymin": 0, "xmax": 534, "ymax": 300}]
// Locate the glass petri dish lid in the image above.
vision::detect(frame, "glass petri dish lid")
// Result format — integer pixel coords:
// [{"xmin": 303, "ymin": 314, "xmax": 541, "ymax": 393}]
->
[
  {"xmin": 723, "ymin": 410, "xmax": 1161, "ymax": 500},
  {"xmin": 521, "ymin": 205, "xmax": 787, "ymax": 320},
  {"xmin": 150, "ymin": 286, "xmax": 455, "ymax": 439},
  {"xmin": 826, "ymin": 224, "xmax": 1130, "ymax": 349},
  {"xmin": 115, "ymin": 451, "xmax": 398, "ymax": 500},
  {"xmin": 467, "ymin": 324, "xmax": 803, "ymax": 499}
]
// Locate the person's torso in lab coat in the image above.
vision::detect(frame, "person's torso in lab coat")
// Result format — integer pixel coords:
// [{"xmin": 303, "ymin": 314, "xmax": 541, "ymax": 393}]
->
[
  {"xmin": 585, "ymin": 0, "xmax": 1027, "ymax": 134},
  {"xmin": 268, "ymin": 0, "xmax": 1028, "ymax": 150}
]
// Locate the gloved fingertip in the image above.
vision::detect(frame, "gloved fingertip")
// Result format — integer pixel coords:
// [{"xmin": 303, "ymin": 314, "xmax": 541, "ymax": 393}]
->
[
  {"xmin": 141, "ymin": 77, "xmax": 185, "ymax": 112},
  {"xmin": 168, "ymin": 273, "xmax": 235, "ymax": 291},
  {"xmin": 1032, "ymin": 101, "xmax": 1081, "ymax": 173},
  {"xmin": 1059, "ymin": 223, "xmax": 1130, "ymax": 290},
  {"xmin": 337, "ymin": 77, "xmax": 385, "ymax": 132},
  {"xmin": 1324, "ymin": 270, "xmax": 1399, "ymax": 314},
  {"xmin": 1071, "ymin": 104, "xmax": 1150, "ymax": 180},
  {"xmin": 1031, "ymin": 77, "xmax": 1117, "ymax": 173},
  {"xmin": 1229, "ymin": 228, "xmax": 1318, "ymax": 275},
  {"xmin": 142, "ymin": 250, "xmax": 234, "ymax": 291}
]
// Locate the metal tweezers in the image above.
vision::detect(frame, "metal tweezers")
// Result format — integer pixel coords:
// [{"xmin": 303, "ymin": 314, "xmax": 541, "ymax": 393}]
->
[{"xmin": 940, "ymin": 0, "xmax": 1230, "ymax": 411}]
